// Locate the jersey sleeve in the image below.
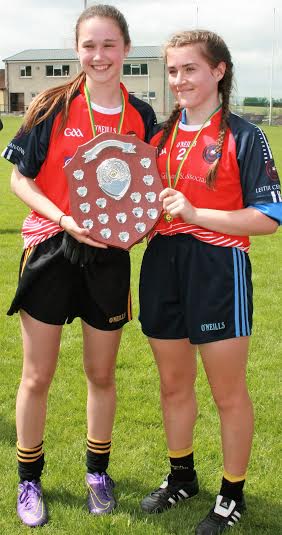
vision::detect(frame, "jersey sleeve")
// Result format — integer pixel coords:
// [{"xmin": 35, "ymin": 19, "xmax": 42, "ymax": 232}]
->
[
  {"xmin": 250, "ymin": 203, "xmax": 282, "ymax": 225},
  {"xmin": 127, "ymin": 93, "xmax": 157, "ymax": 143},
  {"xmin": 144, "ymin": 108, "xmax": 158, "ymax": 143},
  {"xmin": 234, "ymin": 119, "xmax": 281, "ymax": 207},
  {"xmin": 230, "ymin": 115, "xmax": 281, "ymax": 208},
  {"xmin": 136, "ymin": 102, "xmax": 157, "ymax": 143},
  {"xmin": 148, "ymin": 123, "xmax": 164, "ymax": 144},
  {"xmin": 1, "ymin": 112, "xmax": 57, "ymax": 178}
]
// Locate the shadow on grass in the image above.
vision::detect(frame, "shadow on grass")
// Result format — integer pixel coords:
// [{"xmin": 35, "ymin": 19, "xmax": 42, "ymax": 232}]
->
[
  {"xmin": 117, "ymin": 478, "xmax": 281, "ymax": 534},
  {"xmin": 0, "ymin": 415, "xmax": 16, "ymax": 445},
  {"xmin": 3, "ymin": 474, "xmax": 279, "ymax": 534},
  {"xmin": 44, "ymin": 486, "xmax": 86, "ymax": 510},
  {"xmin": 0, "ymin": 229, "xmax": 20, "ymax": 235},
  {"xmin": 117, "ymin": 481, "xmax": 215, "ymax": 534},
  {"xmin": 40, "ymin": 477, "xmax": 210, "ymax": 533}
]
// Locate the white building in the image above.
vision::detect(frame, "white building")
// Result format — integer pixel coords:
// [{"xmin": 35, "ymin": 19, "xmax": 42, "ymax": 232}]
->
[{"xmin": 3, "ymin": 47, "xmax": 173, "ymax": 120}]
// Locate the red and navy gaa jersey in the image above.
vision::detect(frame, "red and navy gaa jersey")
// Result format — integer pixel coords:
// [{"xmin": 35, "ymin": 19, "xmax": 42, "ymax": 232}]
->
[
  {"xmin": 2, "ymin": 83, "xmax": 157, "ymax": 248},
  {"xmin": 150, "ymin": 110, "xmax": 281, "ymax": 251}
]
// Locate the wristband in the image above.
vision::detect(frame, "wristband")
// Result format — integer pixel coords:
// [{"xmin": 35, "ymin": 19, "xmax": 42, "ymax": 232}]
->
[{"xmin": 58, "ymin": 214, "xmax": 67, "ymax": 228}]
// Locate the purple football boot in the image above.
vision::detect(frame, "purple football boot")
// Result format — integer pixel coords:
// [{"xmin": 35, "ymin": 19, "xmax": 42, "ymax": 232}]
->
[
  {"xmin": 17, "ymin": 480, "xmax": 48, "ymax": 527},
  {"xmin": 86, "ymin": 472, "xmax": 116, "ymax": 515}
]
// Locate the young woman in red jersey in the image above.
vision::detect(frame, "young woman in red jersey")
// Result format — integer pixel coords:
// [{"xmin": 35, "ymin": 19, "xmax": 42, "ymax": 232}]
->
[
  {"xmin": 2, "ymin": 4, "xmax": 156, "ymax": 527},
  {"xmin": 139, "ymin": 30, "xmax": 281, "ymax": 534}
]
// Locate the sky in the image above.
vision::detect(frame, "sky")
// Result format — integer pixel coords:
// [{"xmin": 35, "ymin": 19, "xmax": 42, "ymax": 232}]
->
[{"xmin": 1, "ymin": 0, "xmax": 281, "ymax": 99}]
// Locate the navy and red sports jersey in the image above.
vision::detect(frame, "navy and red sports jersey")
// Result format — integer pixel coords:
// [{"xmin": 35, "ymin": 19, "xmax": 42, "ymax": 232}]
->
[
  {"xmin": 150, "ymin": 110, "xmax": 281, "ymax": 251},
  {"xmin": 2, "ymin": 82, "xmax": 157, "ymax": 248}
]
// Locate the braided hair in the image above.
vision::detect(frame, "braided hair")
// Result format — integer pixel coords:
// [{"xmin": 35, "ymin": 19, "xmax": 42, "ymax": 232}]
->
[{"xmin": 158, "ymin": 30, "xmax": 234, "ymax": 188}]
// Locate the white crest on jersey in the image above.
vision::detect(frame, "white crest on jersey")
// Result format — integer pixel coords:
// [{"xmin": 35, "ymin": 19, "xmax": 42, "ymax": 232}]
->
[{"xmin": 64, "ymin": 128, "xmax": 84, "ymax": 137}]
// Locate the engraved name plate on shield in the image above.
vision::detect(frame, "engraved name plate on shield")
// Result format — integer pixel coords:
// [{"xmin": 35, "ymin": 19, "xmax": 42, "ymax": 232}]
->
[{"xmin": 64, "ymin": 132, "xmax": 163, "ymax": 250}]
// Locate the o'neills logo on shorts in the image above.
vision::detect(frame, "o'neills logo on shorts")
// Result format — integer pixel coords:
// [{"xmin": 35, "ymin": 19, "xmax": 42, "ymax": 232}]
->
[
  {"xmin": 109, "ymin": 312, "xmax": 126, "ymax": 323},
  {"xmin": 201, "ymin": 322, "xmax": 225, "ymax": 332}
]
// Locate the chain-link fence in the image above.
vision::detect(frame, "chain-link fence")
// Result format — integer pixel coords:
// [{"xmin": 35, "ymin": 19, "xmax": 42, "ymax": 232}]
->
[{"xmin": 230, "ymin": 102, "xmax": 282, "ymax": 126}]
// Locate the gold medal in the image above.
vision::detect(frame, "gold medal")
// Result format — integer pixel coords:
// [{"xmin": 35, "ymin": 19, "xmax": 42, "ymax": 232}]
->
[{"xmin": 163, "ymin": 212, "xmax": 173, "ymax": 223}]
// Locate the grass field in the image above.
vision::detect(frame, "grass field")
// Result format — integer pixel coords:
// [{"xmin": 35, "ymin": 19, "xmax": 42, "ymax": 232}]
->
[{"xmin": 0, "ymin": 117, "xmax": 281, "ymax": 534}]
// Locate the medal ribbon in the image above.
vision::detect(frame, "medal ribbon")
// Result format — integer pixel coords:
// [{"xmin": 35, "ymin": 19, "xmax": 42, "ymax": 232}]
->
[
  {"xmin": 84, "ymin": 83, "xmax": 125, "ymax": 137},
  {"xmin": 166, "ymin": 104, "xmax": 222, "ymax": 189}
]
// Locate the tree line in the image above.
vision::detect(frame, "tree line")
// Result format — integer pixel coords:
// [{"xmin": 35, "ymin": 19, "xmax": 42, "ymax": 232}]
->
[{"xmin": 243, "ymin": 97, "xmax": 282, "ymax": 107}]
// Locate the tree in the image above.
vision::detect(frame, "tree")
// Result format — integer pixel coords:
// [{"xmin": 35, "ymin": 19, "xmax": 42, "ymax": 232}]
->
[
  {"xmin": 243, "ymin": 97, "xmax": 269, "ymax": 107},
  {"xmin": 273, "ymin": 98, "xmax": 282, "ymax": 108}
]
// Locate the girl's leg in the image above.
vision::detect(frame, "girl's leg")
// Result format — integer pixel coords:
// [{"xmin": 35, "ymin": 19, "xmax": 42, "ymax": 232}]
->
[
  {"xmin": 195, "ymin": 337, "xmax": 253, "ymax": 534},
  {"xmin": 199, "ymin": 337, "xmax": 253, "ymax": 477},
  {"xmin": 141, "ymin": 338, "xmax": 199, "ymax": 513},
  {"xmin": 82, "ymin": 321, "xmax": 122, "ymax": 515},
  {"xmin": 149, "ymin": 338, "xmax": 198, "ymax": 450},
  {"xmin": 16, "ymin": 310, "xmax": 62, "ymax": 528},
  {"xmin": 17, "ymin": 311, "xmax": 62, "ymax": 448},
  {"xmin": 82, "ymin": 322, "xmax": 122, "ymax": 441}
]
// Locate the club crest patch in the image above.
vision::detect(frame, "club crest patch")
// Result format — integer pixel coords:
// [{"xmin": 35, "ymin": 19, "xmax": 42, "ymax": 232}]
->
[
  {"xmin": 266, "ymin": 159, "xmax": 279, "ymax": 181},
  {"xmin": 203, "ymin": 144, "xmax": 217, "ymax": 163}
]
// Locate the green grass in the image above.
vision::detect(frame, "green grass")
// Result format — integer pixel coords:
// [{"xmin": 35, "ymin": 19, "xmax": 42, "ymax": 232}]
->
[{"xmin": 0, "ymin": 117, "xmax": 281, "ymax": 534}]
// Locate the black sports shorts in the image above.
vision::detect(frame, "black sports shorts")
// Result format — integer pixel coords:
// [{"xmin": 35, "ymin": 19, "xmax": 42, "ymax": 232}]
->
[
  {"xmin": 139, "ymin": 233, "xmax": 253, "ymax": 344},
  {"xmin": 8, "ymin": 233, "xmax": 132, "ymax": 330}
]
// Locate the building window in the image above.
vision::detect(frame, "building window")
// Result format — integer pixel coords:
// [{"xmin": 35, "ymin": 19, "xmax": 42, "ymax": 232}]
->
[
  {"xmin": 46, "ymin": 64, "xmax": 70, "ymax": 77},
  {"xmin": 20, "ymin": 66, "xmax": 32, "ymax": 77},
  {"xmin": 123, "ymin": 63, "xmax": 148, "ymax": 76},
  {"xmin": 141, "ymin": 91, "xmax": 156, "ymax": 101},
  {"xmin": 123, "ymin": 65, "xmax": 131, "ymax": 75},
  {"xmin": 129, "ymin": 91, "xmax": 156, "ymax": 101}
]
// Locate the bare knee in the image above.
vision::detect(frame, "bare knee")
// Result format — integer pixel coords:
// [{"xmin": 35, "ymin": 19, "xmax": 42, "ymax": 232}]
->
[
  {"xmin": 86, "ymin": 368, "xmax": 116, "ymax": 390},
  {"xmin": 160, "ymin": 375, "xmax": 195, "ymax": 405},
  {"xmin": 213, "ymin": 388, "xmax": 252, "ymax": 415},
  {"xmin": 21, "ymin": 372, "xmax": 54, "ymax": 395}
]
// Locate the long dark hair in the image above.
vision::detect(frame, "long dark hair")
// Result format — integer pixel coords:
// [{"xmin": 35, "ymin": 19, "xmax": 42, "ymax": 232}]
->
[
  {"xmin": 22, "ymin": 4, "xmax": 131, "ymax": 133},
  {"xmin": 158, "ymin": 30, "xmax": 234, "ymax": 188}
]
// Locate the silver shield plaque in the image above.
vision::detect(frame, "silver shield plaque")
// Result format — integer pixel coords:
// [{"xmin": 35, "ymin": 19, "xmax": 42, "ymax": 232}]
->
[{"xmin": 64, "ymin": 132, "xmax": 163, "ymax": 250}]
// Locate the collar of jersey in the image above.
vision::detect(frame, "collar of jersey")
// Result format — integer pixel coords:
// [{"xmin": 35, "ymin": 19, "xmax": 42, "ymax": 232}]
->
[
  {"xmin": 90, "ymin": 101, "xmax": 122, "ymax": 115},
  {"xmin": 178, "ymin": 120, "xmax": 211, "ymax": 132},
  {"xmin": 179, "ymin": 106, "xmax": 222, "ymax": 131}
]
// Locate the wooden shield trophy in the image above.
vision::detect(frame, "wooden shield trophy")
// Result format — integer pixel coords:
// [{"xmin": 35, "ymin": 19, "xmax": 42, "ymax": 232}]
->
[{"xmin": 64, "ymin": 132, "xmax": 163, "ymax": 250}]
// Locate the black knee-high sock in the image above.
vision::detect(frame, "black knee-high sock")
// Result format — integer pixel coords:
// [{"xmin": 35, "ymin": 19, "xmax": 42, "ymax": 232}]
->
[
  {"xmin": 86, "ymin": 437, "xmax": 111, "ymax": 474},
  {"xmin": 17, "ymin": 441, "xmax": 45, "ymax": 482},
  {"xmin": 169, "ymin": 447, "xmax": 196, "ymax": 482},
  {"xmin": 220, "ymin": 470, "xmax": 246, "ymax": 502}
]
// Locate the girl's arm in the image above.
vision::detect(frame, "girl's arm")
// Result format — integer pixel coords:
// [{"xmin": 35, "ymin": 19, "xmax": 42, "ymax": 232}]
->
[
  {"xmin": 160, "ymin": 188, "xmax": 279, "ymax": 236},
  {"xmin": 11, "ymin": 166, "xmax": 106, "ymax": 247}
]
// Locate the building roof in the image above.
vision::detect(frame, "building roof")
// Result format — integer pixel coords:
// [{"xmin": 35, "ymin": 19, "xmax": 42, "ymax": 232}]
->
[
  {"xmin": 128, "ymin": 46, "xmax": 162, "ymax": 59},
  {"xmin": 3, "ymin": 46, "xmax": 162, "ymax": 62},
  {"xmin": 3, "ymin": 49, "xmax": 78, "ymax": 62}
]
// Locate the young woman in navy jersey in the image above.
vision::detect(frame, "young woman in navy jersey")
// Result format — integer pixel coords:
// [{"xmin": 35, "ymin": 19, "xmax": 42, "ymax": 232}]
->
[
  {"xmin": 2, "ymin": 4, "xmax": 156, "ymax": 527},
  {"xmin": 139, "ymin": 30, "xmax": 281, "ymax": 534}
]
